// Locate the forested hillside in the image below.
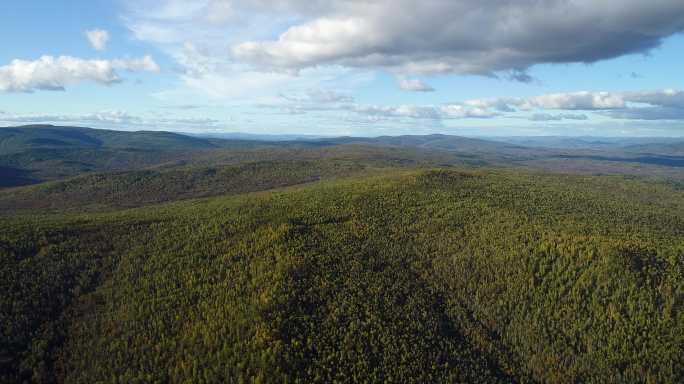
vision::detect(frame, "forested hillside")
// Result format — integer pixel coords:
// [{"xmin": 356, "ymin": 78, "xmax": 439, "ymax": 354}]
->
[
  {"xmin": 0, "ymin": 145, "xmax": 463, "ymax": 212},
  {"xmin": 2, "ymin": 168, "xmax": 683, "ymax": 383},
  {"xmin": 0, "ymin": 126, "xmax": 293, "ymax": 185}
]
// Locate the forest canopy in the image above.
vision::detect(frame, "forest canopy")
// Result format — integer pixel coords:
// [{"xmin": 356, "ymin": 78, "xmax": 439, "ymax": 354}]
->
[{"xmin": 2, "ymin": 166, "xmax": 683, "ymax": 383}]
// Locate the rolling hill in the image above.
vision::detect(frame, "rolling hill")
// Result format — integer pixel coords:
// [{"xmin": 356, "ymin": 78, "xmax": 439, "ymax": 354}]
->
[
  {"xmin": 3, "ymin": 125, "xmax": 684, "ymax": 191},
  {"xmin": 1, "ymin": 168, "xmax": 683, "ymax": 383},
  {"xmin": 0, "ymin": 145, "xmax": 465, "ymax": 212}
]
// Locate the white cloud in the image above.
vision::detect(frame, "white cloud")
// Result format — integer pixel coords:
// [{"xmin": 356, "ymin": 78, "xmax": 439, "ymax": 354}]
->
[
  {"xmin": 397, "ymin": 77, "xmax": 434, "ymax": 92},
  {"xmin": 0, "ymin": 111, "xmax": 140, "ymax": 124},
  {"xmin": 351, "ymin": 105, "xmax": 442, "ymax": 120},
  {"xmin": 85, "ymin": 29, "xmax": 110, "ymax": 51},
  {"xmin": 123, "ymin": 5, "xmax": 372, "ymax": 102},
  {"xmin": 525, "ymin": 92, "xmax": 628, "ymax": 110},
  {"xmin": 465, "ymin": 90, "xmax": 684, "ymax": 112},
  {"xmin": 123, "ymin": 0, "xmax": 684, "ymax": 104},
  {"xmin": 266, "ymin": 101, "xmax": 497, "ymax": 121},
  {"xmin": 439, "ymin": 105, "xmax": 497, "ymax": 119},
  {"xmin": 463, "ymin": 92, "xmax": 627, "ymax": 111},
  {"xmin": 0, "ymin": 110, "xmax": 222, "ymax": 129},
  {"xmin": 229, "ymin": 0, "xmax": 684, "ymax": 75},
  {"xmin": 114, "ymin": 0, "xmax": 684, "ymax": 131},
  {"xmin": 263, "ymin": 88, "xmax": 684, "ymax": 123},
  {"xmin": 0, "ymin": 55, "xmax": 160, "ymax": 93}
]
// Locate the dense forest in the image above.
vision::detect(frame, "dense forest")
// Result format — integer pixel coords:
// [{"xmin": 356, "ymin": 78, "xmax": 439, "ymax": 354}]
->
[
  {"xmin": 2, "ymin": 164, "xmax": 684, "ymax": 382},
  {"xmin": 1, "ymin": 126, "xmax": 684, "ymax": 383}
]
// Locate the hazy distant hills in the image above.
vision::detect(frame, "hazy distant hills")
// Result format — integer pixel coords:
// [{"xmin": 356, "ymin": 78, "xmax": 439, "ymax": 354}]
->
[
  {"xmin": 0, "ymin": 124, "xmax": 221, "ymax": 155},
  {"xmin": 321, "ymin": 134, "xmax": 535, "ymax": 156},
  {"xmin": 1, "ymin": 125, "xmax": 684, "ymax": 190},
  {"xmin": 192, "ymin": 131, "xmax": 332, "ymax": 141},
  {"xmin": 4, "ymin": 124, "xmax": 682, "ymax": 157},
  {"xmin": 491, "ymin": 136, "xmax": 684, "ymax": 154},
  {"xmin": 622, "ymin": 141, "xmax": 684, "ymax": 156},
  {"xmin": 0, "ymin": 125, "xmax": 527, "ymax": 155},
  {"xmin": 0, "ymin": 125, "xmax": 306, "ymax": 186},
  {"xmin": 0, "ymin": 126, "xmax": 529, "ymax": 188}
]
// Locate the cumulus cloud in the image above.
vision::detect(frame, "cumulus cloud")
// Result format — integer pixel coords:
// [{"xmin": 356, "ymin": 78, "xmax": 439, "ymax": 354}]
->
[
  {"xmin": 0, "ymin": 55, "xmax": 160, "ymax": 92},
  {"xmin": 264, "ymin": 88, "xmax": 684, "ymax": 122},
  {"xmin": 86, "ymin": 29, "xmax": 110, "ymax": 51},
  {"xmin": 459, "ymin": 91, "xmax": 627, "ymax": 111},
  {"xmin": 474, "ymin": 89, "xmax": 684, "ymax": 121},
  {"xmin": 439, "ymin": 105, "xmax": 498, "ymax": 119},
  {"xmin": 124, "ymin": 0, "xmax": 684, "ymax": 80},
  {"xmin": 114, "ymin": 1, "xmax": 684, "ymax": 134},
  {"xmin": 397, "ymin": 77, "xmax": 434, "ymax": 92},
  {"xmin": 230, "ymin": 0, "xmax": 684, "ymax": 75},
  {"xmin": 463, "ymin": 98, "xmax": 518, "ymax": 113},
  {"xmin": 524, "ymin": 92, "xmax": 627, "ymax": 110},
  {"xmin": 465, "ymin": 89, "xmax": 684, "ymax": 112}
]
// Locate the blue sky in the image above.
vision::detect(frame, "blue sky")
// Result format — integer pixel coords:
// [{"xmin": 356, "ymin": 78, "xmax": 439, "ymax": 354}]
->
[{"xmin": 1, "ymin": 0, "xmax": 683, "ymax": 137}]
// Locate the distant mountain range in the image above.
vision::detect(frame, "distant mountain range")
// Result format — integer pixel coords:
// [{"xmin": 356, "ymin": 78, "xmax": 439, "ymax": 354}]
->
[
  {"xmin": 488, "ymin": 136, "xmax": 684, "ymax": 152},
  {"xmin": 1, "ymin": 125, "xmax": 683, "ymax": 189},
  {"xmin": 0, "ymin": 125, "xmax": 220, "ymax": 155},
  {"xmin": 3, "ymin": 124, "xmax": 683, "ymax": 155},
  {"xmin": 189, "ymin": 132, "xmax": 333, "ymax": 141}
]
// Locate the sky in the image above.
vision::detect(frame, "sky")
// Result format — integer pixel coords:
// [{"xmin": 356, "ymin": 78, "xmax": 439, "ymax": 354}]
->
[{"xmin": 0, "ymin": 1, "xmax": 683, "ymax": 137}]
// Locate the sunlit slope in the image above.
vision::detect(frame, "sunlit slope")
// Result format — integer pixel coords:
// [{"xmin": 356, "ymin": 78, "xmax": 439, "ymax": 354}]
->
[{"xmin": 2, "ymin": 169, "xmax": 683, "ymax": 383}]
